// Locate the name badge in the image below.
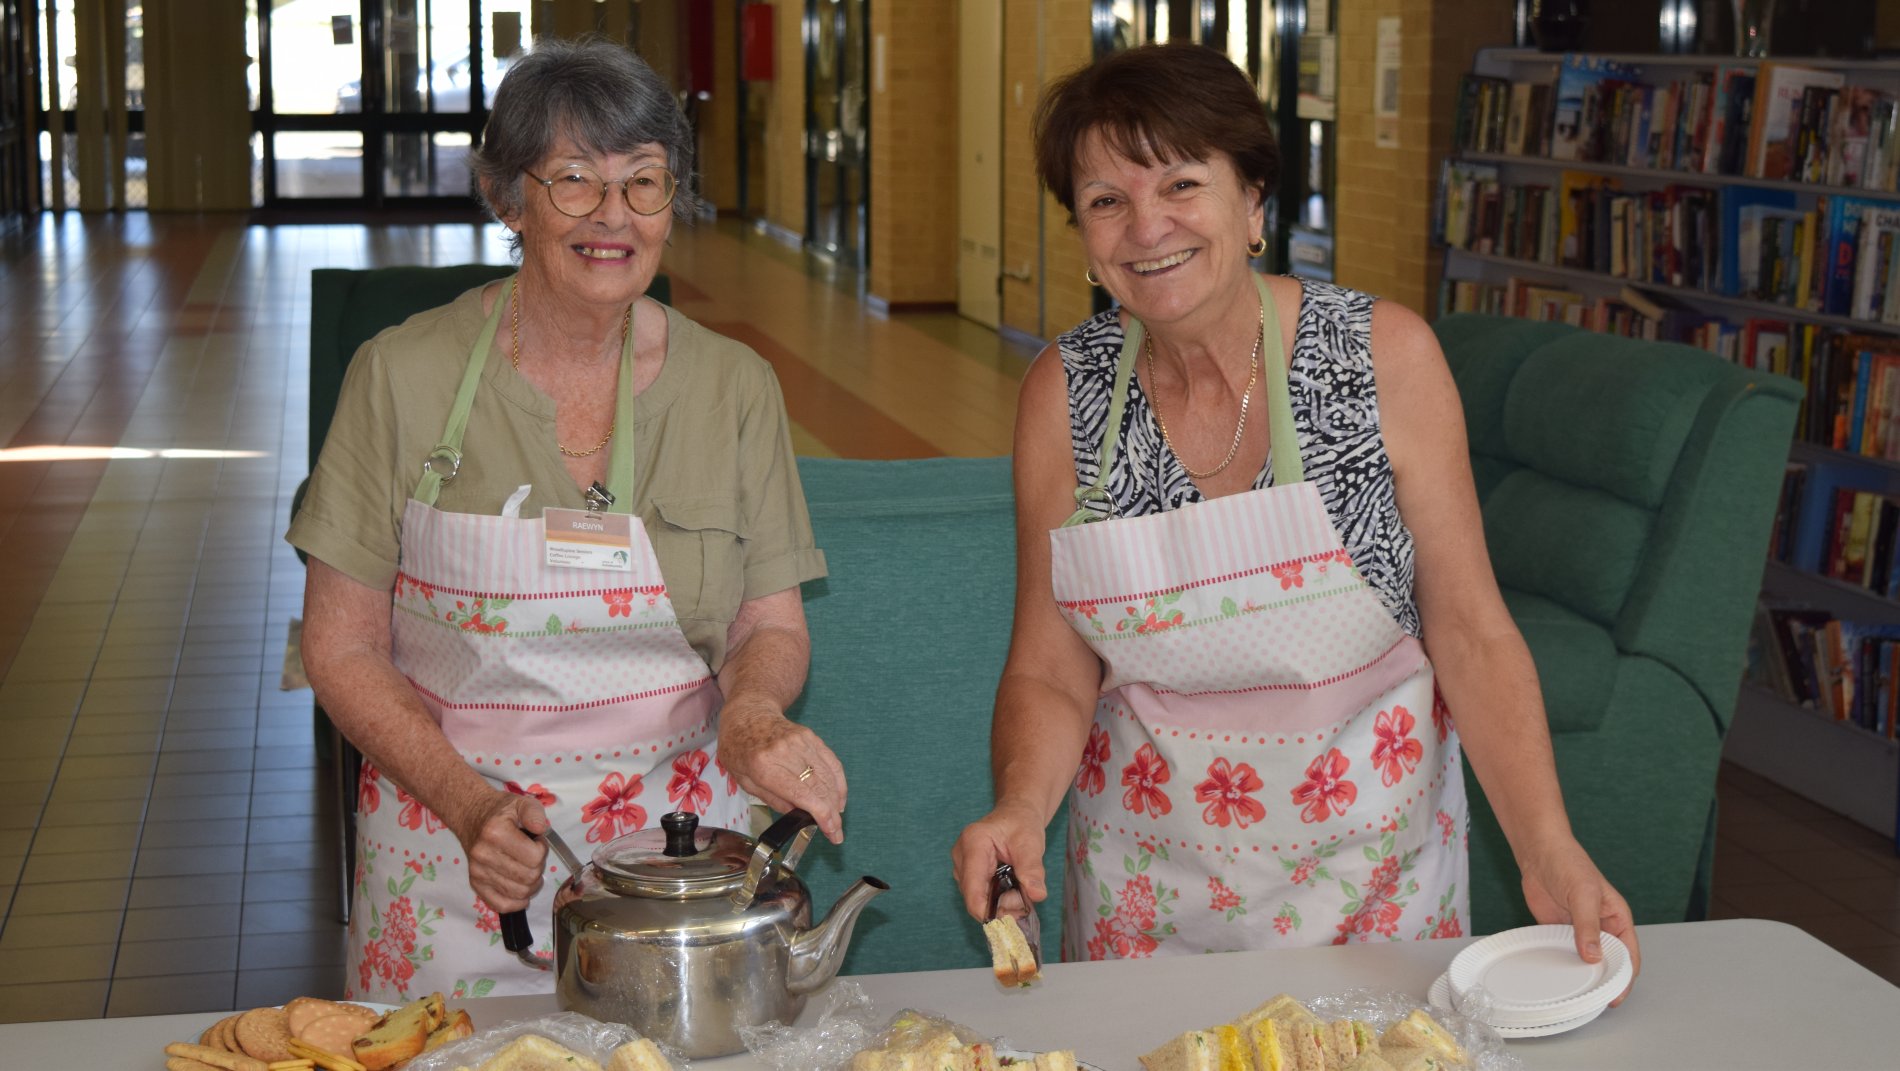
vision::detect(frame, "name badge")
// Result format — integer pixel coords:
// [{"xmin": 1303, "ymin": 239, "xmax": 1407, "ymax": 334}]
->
[{"xmin": 544, "ymin": 508, "xmax": 634, "ymax": 571}]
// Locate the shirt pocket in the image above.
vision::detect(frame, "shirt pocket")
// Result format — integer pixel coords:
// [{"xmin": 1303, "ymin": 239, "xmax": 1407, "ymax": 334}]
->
[{"xmin": 649, "ymin": 496, "xmax": 748, "ymax": 623}]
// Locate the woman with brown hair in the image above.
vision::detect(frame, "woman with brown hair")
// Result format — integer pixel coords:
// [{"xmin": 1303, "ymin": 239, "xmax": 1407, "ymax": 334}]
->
[{"xmin": 952, "ymin": 43, "xmax": 1638, "ymax": 989}]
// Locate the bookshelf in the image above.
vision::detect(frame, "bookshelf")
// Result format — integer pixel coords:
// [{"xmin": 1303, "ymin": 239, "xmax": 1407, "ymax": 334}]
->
[{"xmin": 1440, "ymin": 48, "xmax": 1900, "ymax": 845}]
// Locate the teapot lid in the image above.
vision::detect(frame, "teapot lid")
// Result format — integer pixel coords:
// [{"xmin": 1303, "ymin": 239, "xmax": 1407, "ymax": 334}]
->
[{"xmin": 593, "ymin": 811, "xmax": 756, "ymax": 897}]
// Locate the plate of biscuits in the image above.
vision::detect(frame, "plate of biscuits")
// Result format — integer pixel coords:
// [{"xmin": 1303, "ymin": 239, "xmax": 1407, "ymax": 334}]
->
[{"xmin": 164, "ymin": 993, "xmax": 472, "ymax": 1071}]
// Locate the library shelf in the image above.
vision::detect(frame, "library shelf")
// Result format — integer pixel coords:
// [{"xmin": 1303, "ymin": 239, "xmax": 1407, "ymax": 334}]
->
[
  {"xmin": 1728, "ymin": 683, "xmax": 1897, "ymax": 838},
  {"xmin": 1477, "ymin": 49, "xmax": 1900, "ymax": 75},
  {"xmin": 1457, "ymin": 151, "xmax": 1900, "ymax": 205},
  {"xmin": 1449, "ymin": 249, "xmax": 1900, "ymax": 335}
]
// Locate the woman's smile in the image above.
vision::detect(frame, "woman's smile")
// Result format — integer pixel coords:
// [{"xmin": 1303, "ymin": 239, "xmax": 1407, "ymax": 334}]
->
[
  {"xmin": 1127, "ymin": 248, "xmax": 1198, "ymax": 276},
  {"xmin": 574, "ymin": 242, "xmax": 635, "ymax": 262}
]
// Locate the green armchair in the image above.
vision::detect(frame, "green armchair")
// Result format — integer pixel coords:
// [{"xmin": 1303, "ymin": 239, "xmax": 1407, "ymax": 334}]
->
[{"xmin": 1433, "ymin": 314, "xmax": 1800, "ymax": 932}]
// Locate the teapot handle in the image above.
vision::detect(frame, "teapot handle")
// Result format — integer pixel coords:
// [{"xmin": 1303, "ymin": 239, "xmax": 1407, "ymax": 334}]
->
[{"xmin": 730, "ymin": 808, "xmax": 817, "ymax": 912}]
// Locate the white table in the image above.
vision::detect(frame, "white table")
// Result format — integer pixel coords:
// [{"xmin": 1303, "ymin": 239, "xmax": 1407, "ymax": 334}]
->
[{"xmin": 7, "ymin": 921, "xmax": 1896, "ymax": 1070}]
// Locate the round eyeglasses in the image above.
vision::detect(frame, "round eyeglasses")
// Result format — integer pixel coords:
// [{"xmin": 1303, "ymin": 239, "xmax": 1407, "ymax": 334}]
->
[{"xmin": 524, "ymin": 164, "xmax": 677, "ymax": 218}]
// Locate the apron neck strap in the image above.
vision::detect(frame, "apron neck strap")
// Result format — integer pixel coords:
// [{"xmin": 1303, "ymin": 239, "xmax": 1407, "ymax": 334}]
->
[
  {"xmin": 1061, "ymin": 273, "xmax": 1298, "ymax": 527},
  {"xmin": 413, "ymin": 276, "xmax": 639, "ymax": 515}
]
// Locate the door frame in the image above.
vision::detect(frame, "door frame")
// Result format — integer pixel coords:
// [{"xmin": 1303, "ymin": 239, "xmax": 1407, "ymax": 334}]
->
[{"xmin": 256, "ymin": 0, "xmax": 489, "ymax": 210}]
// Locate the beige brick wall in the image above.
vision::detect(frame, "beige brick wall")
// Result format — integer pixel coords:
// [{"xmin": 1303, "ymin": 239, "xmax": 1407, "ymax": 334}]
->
[
  {"xmin": 868, "ymin": 0, "xmax": 959, "ymax": 305},
  {"xmin": 765, "ymin": 0, "xmax": 807, "ymax": 237},
  {"xmin": 1333, "ymin": 0, "xmax": 1512, "ymax": 315},
  {"xmin": 1000, "ymin": 0, "xmax": 1043, "ymax": 336},
  {"xmin": 1040, "ymin": 0, "xmax": 1094, "ymax": 337}
]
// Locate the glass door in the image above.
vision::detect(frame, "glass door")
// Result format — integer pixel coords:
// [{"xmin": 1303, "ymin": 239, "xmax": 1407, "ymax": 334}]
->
[
  {"xmin": 804, "ymin": 0, "xmax": 866, "ymax": 267},
  {"xmin": 261, "ymin": 0, "xmax": 525, "ymax": 208}
]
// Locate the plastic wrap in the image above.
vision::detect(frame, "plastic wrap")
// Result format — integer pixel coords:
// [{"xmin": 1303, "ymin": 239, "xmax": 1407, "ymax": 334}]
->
[
  {"xmin": 1306, "ymin": 987, "xmax": 1522, "ymax": 1071},
  {"xmin": 399, "ymin": 1011, "xmax": 690, "ymax": 1071},
  {"xmin": 737, "ymin": 981, "xmax": 883, "ymax": 1071}
]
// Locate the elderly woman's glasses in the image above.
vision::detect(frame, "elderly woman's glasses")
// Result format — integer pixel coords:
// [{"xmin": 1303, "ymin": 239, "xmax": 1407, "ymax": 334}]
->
[{"xmin": 524, "ymin": 164, "xmax": 677, "ymax": 217}]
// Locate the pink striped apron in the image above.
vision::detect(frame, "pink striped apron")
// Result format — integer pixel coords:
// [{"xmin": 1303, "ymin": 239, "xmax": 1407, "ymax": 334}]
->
[
  {"xmin": 346, "ymin": 278, "xmax": 747, "ymax": 1001},
  {"xmin": 1053, "ymin": 275, "xmax": 1468, "ymax": 959}
]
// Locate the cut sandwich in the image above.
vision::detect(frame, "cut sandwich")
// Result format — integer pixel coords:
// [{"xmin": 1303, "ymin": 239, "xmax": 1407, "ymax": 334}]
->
[
  {"xmin": 1320, "ymin": 1019, "xmax": 1379, "ymax": 1065},
  {"xmin": 1212, "ymin": 1025, "xmax": 1249, "ymax": 1071},
  {"xmin": 1031, "ymin": 1053, "xmax": 1080, "ymax": 1071},
  {"xmin": 1380, "ymin": 1049, "xmax": 1454, "ymax": 1071},
  {"xmin": 1342, "ymin": 1052, "xmax": 1399, "ymax": 1071},
  {"xmin": 1379, "ymin": 1010, "xmax": 1467, "ymax": 1065},
  {"xmin": 605, "ymin": 1038, "xmax": 676, "ymax": 1071},
  {"xmin": 1234, "ymin": 994, "xmax": 1321, "ymax": 1033},
  {"xmin": 1139, "ymin": 1030, "xmax": 1220, "ymax": 1071},
  {"xmin": 472, "ymin": 1034, "xmax": 608, "ymax": 1071},
  {"xmin": 967, "ymin": 1043, "xmax": 1000, "ymax": 1071},
  {"xmin": 1244, "ymin": 1018, "xmax": 1291, "ymax": 1071},
  {"xmin": 982, "ymin": 915, "xmax": 1041, "ymax": 987}
]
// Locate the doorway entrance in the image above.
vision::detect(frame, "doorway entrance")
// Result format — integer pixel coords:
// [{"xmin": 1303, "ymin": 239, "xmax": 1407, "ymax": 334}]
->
[{"xmin": 259, "ymin": 0, "xmax": 527, "ymax": 208}]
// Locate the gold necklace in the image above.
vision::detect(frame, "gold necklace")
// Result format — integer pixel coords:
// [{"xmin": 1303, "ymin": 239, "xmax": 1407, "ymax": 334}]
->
[
  {"xmin": 511, "ymin": 286, "xmax": 632, "ymax": 459},
  {"xmin": 1145, "ymin": 304, "xmax": 1264, "ymax": 481}
]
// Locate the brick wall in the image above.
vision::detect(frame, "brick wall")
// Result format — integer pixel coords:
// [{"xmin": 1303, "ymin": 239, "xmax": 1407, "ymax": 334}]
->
[
  {"xmin": 764, "ymin": 0, "xmax": 806, "ymax": 238},
  {"xmin": 1333, "ymin": 0, "xmax": 1512, "ymax": 314},
  {"xmin": 868, "ymin": 0, "xmax": 959, "ymax": 305}
]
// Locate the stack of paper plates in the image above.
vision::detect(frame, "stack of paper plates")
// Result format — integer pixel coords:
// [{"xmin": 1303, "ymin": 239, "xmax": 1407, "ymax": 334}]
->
[{"xmin": 1426, "ymin": 924, "xmax": 1631, "ymax": 1038}]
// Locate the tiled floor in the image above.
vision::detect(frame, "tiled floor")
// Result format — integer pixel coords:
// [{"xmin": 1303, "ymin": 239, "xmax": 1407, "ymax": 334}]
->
[{"xmin": 0, "ymin": 213, "xmax": 1895, "ymax": 1024}]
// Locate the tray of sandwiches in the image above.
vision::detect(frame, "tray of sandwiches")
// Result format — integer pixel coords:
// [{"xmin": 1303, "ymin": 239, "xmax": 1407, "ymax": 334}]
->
[{"xmin": 1140, "ymin": 993, "xmax": 1489, "ymax": 1071}]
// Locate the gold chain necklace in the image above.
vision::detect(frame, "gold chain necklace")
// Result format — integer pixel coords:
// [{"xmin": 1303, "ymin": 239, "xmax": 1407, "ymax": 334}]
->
[
  {"xmin": 511, "ymin": 286, "xmax": 632, "ymax": 459},
  {"xmin": 1145, "ymin": 304, "xmax": 1264, "ymax": 481}
]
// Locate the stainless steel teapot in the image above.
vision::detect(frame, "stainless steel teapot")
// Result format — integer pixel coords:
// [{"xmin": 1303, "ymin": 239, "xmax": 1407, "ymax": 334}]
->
[{"xmin": 499, "ymin": 810, "xmax": 888, "ymax": 1059}]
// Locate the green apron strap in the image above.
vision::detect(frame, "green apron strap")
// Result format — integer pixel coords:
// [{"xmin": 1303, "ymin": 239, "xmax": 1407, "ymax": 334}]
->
[
  {"xmin": 414, "ymin": 277, "xmax": 512, "ymax": 506},
  {"xmin": 1256, "ymin": 273, "xmax": 1302, "ymax": 487},
  {"xmin": 413, "ymin": 279, "xmax": 640, "ymax": 515},
  {"xmin": 601, "ymin": 302, "xmax": 637, "ymax": 515},
  {"xmin": 1059, "ymin": 313, "xmax": 1143, "ymax": 528},
  {"xmin": 1061, "ymin": 274, "xmax": 1299, "ymax": 527}
]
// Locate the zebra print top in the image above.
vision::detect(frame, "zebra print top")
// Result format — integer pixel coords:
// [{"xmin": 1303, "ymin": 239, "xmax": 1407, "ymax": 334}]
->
[{"xmin": 1058, "ymin": 276, "xmax": 1421, "ymax": 637}]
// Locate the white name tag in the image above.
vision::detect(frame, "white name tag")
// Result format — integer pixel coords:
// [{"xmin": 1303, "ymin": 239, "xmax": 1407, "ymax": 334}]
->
[{"xmin": 543, "ymin": 508, "xmax": 634, "ymax": 571}]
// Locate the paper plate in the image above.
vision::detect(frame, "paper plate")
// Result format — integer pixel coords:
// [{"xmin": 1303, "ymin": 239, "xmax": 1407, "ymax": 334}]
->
[
  {"xmin": 1428, "ymin": 972, "xmax": 1610, "ymax": 1038},
  {"xmin": 1445, "ymin": 924, "xmax": 1631, "ymax": 1022}
]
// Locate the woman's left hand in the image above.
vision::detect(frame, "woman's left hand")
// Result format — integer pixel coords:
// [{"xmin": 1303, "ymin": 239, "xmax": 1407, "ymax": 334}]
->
[
  {"xmin": 718, "ymin": 694, "xmax": 848, "ymax": 843},
  {"xmin": 1518, "ymin": 835, "xmax": 1642, "ymax": 1006}
]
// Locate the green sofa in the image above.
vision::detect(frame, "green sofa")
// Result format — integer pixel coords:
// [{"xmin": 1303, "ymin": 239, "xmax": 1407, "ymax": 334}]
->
[{"xmin": 1433, "ymin": 314, "xmax": 1800, "ymax": 932}]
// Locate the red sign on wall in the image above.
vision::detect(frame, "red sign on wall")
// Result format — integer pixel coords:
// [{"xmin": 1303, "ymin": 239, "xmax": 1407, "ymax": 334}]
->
[{"xmin": 742, "ymin": 3, "xmax": 775, "ymax": 82}]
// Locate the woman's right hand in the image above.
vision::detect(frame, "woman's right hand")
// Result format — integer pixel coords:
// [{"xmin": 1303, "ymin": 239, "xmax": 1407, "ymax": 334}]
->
[
  {"xmin": 952, "ymin": 800, "xmax": 1050, "ymax": 920},
  {"xmin": 454, "ymin": 789, "xmax": 552, "ymax": 913}
]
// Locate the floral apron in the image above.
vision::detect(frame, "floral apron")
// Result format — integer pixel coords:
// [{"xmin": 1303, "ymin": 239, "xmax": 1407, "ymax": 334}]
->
[
  {"xmin": 1053, "ymin": 275, "xmax": 1468, "ymax": 959},
  {"xmin": 347, "ymin": 278, "xmax": 748, "ymax": 1001}
]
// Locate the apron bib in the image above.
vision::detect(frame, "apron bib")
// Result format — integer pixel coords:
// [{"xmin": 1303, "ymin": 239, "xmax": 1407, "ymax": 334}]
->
[
  {"xmin": 346, "ymin": 279, "xmax": 748, "ymax": 1001},
  {"xmin": 1052, "ymin": 276, "xmax": 1468, "ymax": 960}
]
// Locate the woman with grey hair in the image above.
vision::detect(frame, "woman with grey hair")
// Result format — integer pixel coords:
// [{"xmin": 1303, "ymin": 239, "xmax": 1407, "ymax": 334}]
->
[{"xmin": 290, "ymin": 36, "xmax": 843, "ymax": 1000}]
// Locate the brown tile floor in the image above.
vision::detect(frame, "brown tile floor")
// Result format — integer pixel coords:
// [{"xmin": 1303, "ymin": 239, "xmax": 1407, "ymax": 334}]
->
[{"xmin": 0, "ymin": 214, "xmax": 1895, "ymax": 1023}]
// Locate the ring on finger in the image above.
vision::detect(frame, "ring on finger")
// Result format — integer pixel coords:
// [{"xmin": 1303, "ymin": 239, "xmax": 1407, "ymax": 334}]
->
[{"xmin": 797, "ymin": 766, "xmax": 815, "ymax": 783}]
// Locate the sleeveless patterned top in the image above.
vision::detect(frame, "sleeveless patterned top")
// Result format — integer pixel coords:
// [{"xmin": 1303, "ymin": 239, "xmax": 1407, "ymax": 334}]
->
[{"xmin": 1058, "ymin": 276, "xmax": 1421, "ymax": 637}]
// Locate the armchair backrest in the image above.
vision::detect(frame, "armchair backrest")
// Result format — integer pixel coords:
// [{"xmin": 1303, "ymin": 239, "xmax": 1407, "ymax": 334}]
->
[
  {"xmin": 1435, "ymin": 314, "xmax": 1800, "ymax": 730},
  {"xmin": 786, "ymin": 456, "xmax": 1069, "ymax": 976}
]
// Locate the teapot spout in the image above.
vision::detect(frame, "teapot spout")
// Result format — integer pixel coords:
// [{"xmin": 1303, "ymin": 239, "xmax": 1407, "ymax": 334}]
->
[{"xmin": 787, "ymin": 876, "xmax": 889, "ymax": 995}]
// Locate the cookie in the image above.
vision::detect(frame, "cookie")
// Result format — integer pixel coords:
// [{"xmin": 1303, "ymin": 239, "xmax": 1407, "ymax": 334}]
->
[
  {"xmin": 236, "ymin": 1006, "xmax": 295, "ymax": 1062},
  {"xmin": 284, "ymin": 997, "xmax": 344, "ymax": 1039},
  {"xmin": 214, "ymin": 1013, "xmax": 243, "ymax": 1054}
]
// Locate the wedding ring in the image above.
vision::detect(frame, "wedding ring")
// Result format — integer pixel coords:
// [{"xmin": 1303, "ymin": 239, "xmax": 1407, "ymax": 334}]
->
[{"xmin": 797, "ymin": 766, "xmax": 815, "ymax": 782}]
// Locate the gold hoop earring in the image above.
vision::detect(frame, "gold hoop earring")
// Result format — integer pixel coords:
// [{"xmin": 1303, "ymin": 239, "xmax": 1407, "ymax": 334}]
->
[
  {"xmin": 1247, "ymin": 236, "xmax": 1268, "ymax": 258},
  {"xmin": 1085, "ymin": 267, "xmax": 1100, "ymax": 286}
]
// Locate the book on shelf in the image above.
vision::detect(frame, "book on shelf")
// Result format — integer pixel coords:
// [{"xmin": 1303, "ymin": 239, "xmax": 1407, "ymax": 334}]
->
[
  {"xmin": 1748, "ymin": 64, "xmax": 1850, "ymax": 180},
  {"xmin": 1460, "ymin": 55, "xmax": 1898, "ymax": 195},
  {"xmin": 1749, "ymin": 598, "xmax": 1900, "ymax": 738}
]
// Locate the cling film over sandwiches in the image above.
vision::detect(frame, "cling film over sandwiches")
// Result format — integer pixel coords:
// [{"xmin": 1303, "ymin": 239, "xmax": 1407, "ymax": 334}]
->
[{"xmin": 1139, "ymin": 993, "xmax": 1477, "ymax": 1071}]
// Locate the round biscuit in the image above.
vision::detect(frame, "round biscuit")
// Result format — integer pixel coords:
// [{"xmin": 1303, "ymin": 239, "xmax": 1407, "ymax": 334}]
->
[{"xmin": 237, "ymin": 1006, "xmax": 296, "ymax": 1062}]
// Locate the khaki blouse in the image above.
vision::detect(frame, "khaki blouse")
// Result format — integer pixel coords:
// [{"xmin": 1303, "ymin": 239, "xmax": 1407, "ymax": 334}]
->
[{"xmin": 286, "ymin": 283, "xmax": 827, "ymax": 671}]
